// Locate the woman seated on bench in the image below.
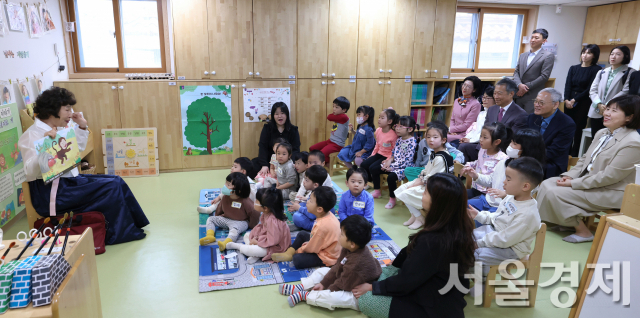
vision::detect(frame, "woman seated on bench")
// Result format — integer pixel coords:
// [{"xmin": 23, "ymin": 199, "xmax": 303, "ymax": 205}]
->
[{"xmin": 18, "ymin": 87, "xmax": 149, "ymax": 245}]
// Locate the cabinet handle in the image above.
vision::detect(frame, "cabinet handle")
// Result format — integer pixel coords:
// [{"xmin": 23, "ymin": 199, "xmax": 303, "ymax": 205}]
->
[
  {"xmin": 249, "ymin": 72, "xmax": 253, "ymax": 75},
  {"xmin": 231, "ymin": 84, "xmax": 236, "ymax": 88},
  {"xmin": 256, "ymin": 72, "xmax": 260, "ymax": 76},
  {"xmin": 387, "ymin": 81, "xmax": 391, "ymax": 84},
  {"xmin": 379, "ymin": 69, "xmax": 384, "ymax": 73},
  {"xmin": 331, "ymin": 73, "xmax": 335, "ymax": 77},
  {"xmin": 204, "ymin": 71, "xmax": 209, "ymax": 75},
  {"xmin": 211, "ymin": 71, "xmax": 216, "ymax": 75},
  {"xmin": 425, "ymin": 70, "xmax": 430, "ymax": 73},
  {"xmin": 433, "ymin": 70, "xmax": 438, "ymax": 73},
  {"xmin": 242, "ymin": 84, "xmax": 246, "ymax": 88},
  {"xmin": 331, "ymin": 81, "xmax": 335, "ymax": 85},
  {"xmin": 617, "ymin": 38, "xmax": 621, "ymax": 42},
  {"xmin": 119, "ymin": 86, "xmax": 124, "ymax": 90},
  {"xmin": 322, "ymin": 81, "xmax": 326, "ymax": 85},
  {"xmin": 378, "ymin": 81, "xmax": 383, "ymax": 85},
  {"xmin": 609, "ymin": 39, "xmax": 614, "ymax": 42},
  {"xmin": 322, "ymin": 73, "xmax": 326, "ymax": 77},
  {"xmin": 111, "ymin": 86, "xmax": 116, "ymax": 90},
  {"xmin": 388, "ymin": 69, "xmax": 392, "ymax": 73}
]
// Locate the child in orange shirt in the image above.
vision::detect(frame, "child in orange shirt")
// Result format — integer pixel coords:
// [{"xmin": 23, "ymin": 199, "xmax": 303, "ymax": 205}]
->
[{"xmin": 272, "ymin": 186, "xmax": 341, "ymax": 269}]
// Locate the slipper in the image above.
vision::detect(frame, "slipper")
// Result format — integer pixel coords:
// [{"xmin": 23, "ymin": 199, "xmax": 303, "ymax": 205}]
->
[
  {"xmin": 549, "ymin": 225, "xmax": 574, "ymax": 232},
  {"xmin": 562, "ymin": 234, "xmax": 594, "ymax": 243}
]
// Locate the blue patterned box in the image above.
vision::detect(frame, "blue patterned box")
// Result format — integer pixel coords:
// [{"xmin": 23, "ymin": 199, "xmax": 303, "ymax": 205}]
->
[{"xmin": 9, "ymin": 256, "xmax": 42, "ymax": 309}]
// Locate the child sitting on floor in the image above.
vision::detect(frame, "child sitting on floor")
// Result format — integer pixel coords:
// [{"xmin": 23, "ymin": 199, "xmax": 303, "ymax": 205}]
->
[
  {"xmin": 462, "ymin": 122, "xmax": 510, "ymax": 200},
  {"xmin": 339, "ymin": 168, "xmax": 374, "ymax": 226},
  {"xmin": 272, "ymin": 186, "xmax": 342, "ymax": 269},
  {"xmin": 395, "ymin": 121, "xmax": 454, "ymax": 229},
  {"xmin": 337, "ymin": 105, "xmax": 375, "ymax": 169},
  {"xmin": 280, "ymin": 215, "xmax": 382, "ymax": 310},
  {"xmin": 310, "ymin": 96, "xmax": 351, "ymax": 163},
  {"xmin": 197, "ymin": 157, "xmax": 257, "ymax": 214},
  {"xmin": 226, "ymin": 186, "xmax": 291, "ymax": 264},
  {"xmin": 200, "ymin": 172, "xmax": 260, "ymax": 251},
  {"xmin": 289, "ymin": 151, "xmax": 309, "ymax": 201},
  {"xmin": 289, "ymin": 165, "xmax": 336, "ymax": 231},
  {"xmin": 256, "ymin": 138, "xmax": 287, "ymax": 188},
  {"xmin": 291, "ymin": 150, "xmax": 334, "ymax": 205},
  {"xmin": 263, "ymin": 142, "xmax": 297, "ymax": 198},
  {"xmin": 467, "ymin": 157, "xmax": 543, "ymax": 277},
  {"xmin": 404, "ymin": 121, "xmax": 464, "ymax": 182}
]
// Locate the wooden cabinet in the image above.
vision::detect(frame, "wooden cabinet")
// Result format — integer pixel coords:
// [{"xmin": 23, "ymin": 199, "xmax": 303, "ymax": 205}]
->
[
  {"xmin": 297, "ymin": 80, "xmax": 327, "ymax": 150},
  {"xmin": 583, "ymin": 3, "xmax": 621, "ymax": 45},
  {"xmin": 356, "ymin": 79, "xmax": 385, "ymax": 115},
  {"xmin": 383, "ymin": 79, "xmax": 412, "ymax": 115},
  {"xmin": 253, "ymin": 0, "xmax": 297, "ymax": 79},
  {"xmin": 207, "ymin": 0, "xmax": 253, "ymax": 80},
  {"xmin": 412, "ymin": 0, "xmax": 437, "ymax": 79},
  {"xmin": 326, "ymin": 79, "xmax": 357, "ymax": 140},
  {"xmin": 172, "ymin": 0, "xmax": 209, "ymax": 79},
  {"xmin": 327, "ymin": 0, "xmax": 360, "ymax": 79},
  {"xmin": 431, "ymin": 0, "xmax": 456, "ymax": 79},
  {"xmin": 616, "ymin": 1, "xmax": 640, "ymax": 44},
  {"xmin": 357, "ymin": 0, "xmax": 388, "ymax": 79},
  {"xmin": 298, "ymin": 0, "xmax": 329, "ymax": 79},
  {"xmin": 385, "ymin": 0, "xmax": 416, "ymax": 79}
]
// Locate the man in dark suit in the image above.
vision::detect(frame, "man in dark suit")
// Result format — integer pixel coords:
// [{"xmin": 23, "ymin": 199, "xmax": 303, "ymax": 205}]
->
[
  {"xmin": 513, "ymin": 28, "xmax": 555, "ymax": 114},
  {"xmin": 459, "ymin": 78, "xmax": 528, "ymax": 161},
  {"xmin": 527, "ymin": 88, "xmax": 576, "ymax": 179}
]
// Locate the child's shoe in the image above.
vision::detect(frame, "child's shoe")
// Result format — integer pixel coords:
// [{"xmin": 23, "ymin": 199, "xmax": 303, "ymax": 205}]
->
[
  {"xmin": 403, "ymin": 215, "xmax": 416, "ymax": 226},
  {"xmin": 385, "ymin": 198, "xmax": 396, "ymax": 209},
  {"xmin": 288, "ymin": 291, "xmax": 309, "ymax": 307},
  {"xmin": 371, "ymin": 190, "xmax": 382, "ymax": 199},
  {"xmin": 217, "ymin": 238, "xmax": 233, "ymax": 251},
  {"xmin": 279, "ymin": 283, "xmax": 305, "ymax": 296},
  {"xmin": 408, "ymin": 215, "xmax": 425, "ymax": 230},
  {"xmin": 271, "ymin": 247, "xmax": 296, "ymax": 262},
  {"xmin": 199, "ymin": 230, "xmax": 216, "ymax": 245}
]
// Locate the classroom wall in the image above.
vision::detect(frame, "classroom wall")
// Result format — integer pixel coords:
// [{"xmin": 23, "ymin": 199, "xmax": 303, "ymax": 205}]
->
[
  {"xmin": 0, "ymin": 1, "xmax": 69, "ymax": 110},
  {"xmin": 535, "ymin": 5, "xmax": 588, "ymax": 97}
]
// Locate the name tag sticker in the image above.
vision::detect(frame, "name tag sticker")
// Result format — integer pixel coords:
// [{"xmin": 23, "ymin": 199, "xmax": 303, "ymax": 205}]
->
[
  {"xmin": 353, "ymin": 201, "xmax": 366, "ymax": 209},
  {"xmin": 277, "ymin": 167, "xmax": 283, "ymax": 175},
  {"xmin": 506, "ymin": 202, "xmax": 517, "ymax": 215},
  {"xmin": 232, "ymin": 202, "xmax": 242, "ymax": 209},
  {"xmin": 383, "ymin": 142, "xmax": 392, "ymax": 147},
  {"xmin": 485, "ymin": 161, "xmax": 496, "ymax": 168},
  {"xmin": 358, "ymin": 128, "xmax": 366, "ymax": 135},
  {"xmin": 341, "ymin": 257, "xmax": 348, "ymax": 265}
]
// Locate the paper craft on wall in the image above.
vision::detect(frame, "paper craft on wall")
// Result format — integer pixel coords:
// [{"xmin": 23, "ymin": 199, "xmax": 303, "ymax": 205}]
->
[
  {"xmin": 0, "ymin": 4, "xmax": 6, "ymax": 36},
  {"xmin": 35, "ymin": 75, "xmax": 45, "ymax": 95},
  {"xmin": 25, "ymin": 4, "xmax": 43, "ymax": 38},
  {"xmin": 38, "ymin": 3, "xmax": 55, "ymax": 34},
  {"xmin": 5, "ymin": 3, "xmax": 25, "ymax": 32},
  {"xmin": 34, "ymin": 128, "xmax": 81, "ymax": 185},
  {"xmin": 102, "ymin": 128, "xmax": 159, "ymax": 177},
  {"xmin": 18, "ymin": 80, "xmax": 34, "ymax": 118},
  {"xmin": 242, "ymin": 88, "xmax": 290, "ymax": 122},
  {"xmin": 0, "ymin": 81, "xmax": 13, "ymax": 105},
  {"xmin": 180, "ymin": 85, "xmax": 233, "ymax": 156}
]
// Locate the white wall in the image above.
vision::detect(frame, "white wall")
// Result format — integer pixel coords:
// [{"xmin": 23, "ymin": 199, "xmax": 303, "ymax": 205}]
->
[
  {"xmin": 536, "ymin": 5, "xmax": 588, "ymax": 98},
  {"xmin": 0, "ymin": 1, "xmax": 69, "ymax": 110}
]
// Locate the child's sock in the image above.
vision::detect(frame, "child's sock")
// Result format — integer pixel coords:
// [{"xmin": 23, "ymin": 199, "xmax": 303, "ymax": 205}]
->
[
  {"xmin": 225, "ymin": 242, "xmax": 240, "ymax": 250},
  {"xmin": 403, "ymin": 215, "xmax": 416, "ymax": 226},
  {"xmin": 271, "ymin": 247, "xmax": 296, "ymax": 262},
  {"xmin": 371, "ymin": 190, "xmax": 382, "ymax": 198},
  {"xmin": 385, "ymin": 197, "xmax": 396, "ymax": 209},
  {"xmin": 408, "ymin": 215, "xmax": 425, "ymax": 230},
  {"xmin": 217, "ymin": 237, "xmax": 233, "ymax": 251},
  {"xmin": 197, "ymin": 204, "xmax": 215, "ymax": 214},
  {"xmin": 288, "ymin": 291, "xmax": 309, "ymax": 307},
  {"xmin": 279, "ymin": 283, "xmax": 305, "ymax": 296},
  {"xmin": 199, "ymin": 230, "xmax": 216, "ymax": 245},
  {"xmin": 344, "ymin": 162, "xmax": 353, "ymax": 169}
]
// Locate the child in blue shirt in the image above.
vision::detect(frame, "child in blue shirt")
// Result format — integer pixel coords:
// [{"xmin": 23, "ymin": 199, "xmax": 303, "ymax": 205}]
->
[
  {"xmin": 289, "ymin": 165, "xmax": 336, "ymax": 231},
  {"xmin": 339, "ymin": 168, "xmax": 374, "ymax": 226},
  {"xmin": 338, "ymin": 106, "xmax": 376, "ymax": 169}
]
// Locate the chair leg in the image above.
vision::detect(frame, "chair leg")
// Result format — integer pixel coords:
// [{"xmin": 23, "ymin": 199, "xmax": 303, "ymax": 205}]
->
[
  {"xmin": 484, "ymin": 266, "xmax": 498, "ymax": 308},
  {"xmin": 586, "ymin": 215, "xmax": 597, "ymax": 232},
  {"xmin": 328, "ymin": 155, "xmax": 336, "ymax": 177}
]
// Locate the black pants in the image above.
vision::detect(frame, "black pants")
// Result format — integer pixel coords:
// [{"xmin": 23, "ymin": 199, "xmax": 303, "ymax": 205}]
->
[
  {"xmin": 458, "ymin": 142, "xmax": 481, "ymax": 162},
  {"xmin": 291, "ymin": 231, "xmax": 324, "ymax": 269},
  {"xmin": 564, "ymin": 101, "xmax": 590, "ymax": 157},
  {"xmin": 249, "ymin": 157, "xmax": 264, "ymax": 179},
  {"xmin": 591, "ymin": 117, "xmax": 605, "ymax": 139},
  {"xmin": 467, "ymin": 188, "xmax": 483, "ymax": 200},
  {"xmin": 360, "ymin": 154, "xmax": 388, "ymax": 189}
]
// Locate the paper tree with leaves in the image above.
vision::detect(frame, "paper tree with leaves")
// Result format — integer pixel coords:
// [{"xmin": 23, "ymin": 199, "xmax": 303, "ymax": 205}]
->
[{"xmin": 184, "ymin": 96, "xmax": 231, "ymax": 154}]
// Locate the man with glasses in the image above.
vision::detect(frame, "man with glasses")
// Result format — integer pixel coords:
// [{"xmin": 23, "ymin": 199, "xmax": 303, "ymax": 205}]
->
[
  {"xmin": 527, "ymin": 88, "xmax": 576, "ymax": 178},
  {"xmin": 513, "ymin": 28, "xmax": 555, "ymax": 114}
]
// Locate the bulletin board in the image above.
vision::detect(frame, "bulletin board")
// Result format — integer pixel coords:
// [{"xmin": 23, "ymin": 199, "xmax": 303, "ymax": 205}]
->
[
  {"xmin": 0, "ymin": 83, "xmax": 25, "ymax": 227},
  {"xmin": 102, "ymin": 128, "xmax": 159, "ymax": 177}
]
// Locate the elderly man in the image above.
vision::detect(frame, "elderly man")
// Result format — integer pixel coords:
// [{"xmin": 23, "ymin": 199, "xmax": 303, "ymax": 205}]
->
[
  {"xmin": 527, "ymin": 88, "xmax": 576, "ymax": 178},
  {"xmin": 458, "ymin": 78, "xmax": 528, "ymax": 162},
  {"xmin": 513, "ymin": 28, "xmax": 556, "ymax": 113}
]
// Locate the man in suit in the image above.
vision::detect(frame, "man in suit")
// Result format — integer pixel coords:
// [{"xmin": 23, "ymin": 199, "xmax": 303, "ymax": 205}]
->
[
  {"xmin": 458, "ymin": 78, "xmax": 528, "ymax": 161},
  {"xmin": 513, "ymin": 28, "xmax": 555, "ymax": 114},
  {"xmin": 527, "ymin": 88, "xmax": 576, "ymax": 179}
]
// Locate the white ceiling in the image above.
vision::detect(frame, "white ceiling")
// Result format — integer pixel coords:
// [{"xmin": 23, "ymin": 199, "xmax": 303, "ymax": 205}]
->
[{"xmin": 461, "ymin": 0, "xmax": 631, "ymax": 6}]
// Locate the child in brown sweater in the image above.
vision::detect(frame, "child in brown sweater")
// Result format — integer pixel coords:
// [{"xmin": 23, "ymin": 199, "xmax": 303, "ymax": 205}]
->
[
  {"xmin": 199, "ymin": 172, "xmax": 260, "ymax": 251},
  {"xmin": 279, "ymin": 215, "xmax": 382, "ymax": 311}
]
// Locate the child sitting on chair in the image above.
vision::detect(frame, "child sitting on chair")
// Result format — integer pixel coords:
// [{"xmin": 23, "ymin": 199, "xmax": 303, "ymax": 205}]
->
[
  {"xmin": 289, "ymin": 165, "xmax": 336, "ymax": 231},
  {"xmin": 339, "ymin": 168, "xmax": 374, "ymax": 226},
  {"xmin": 197, "ymin": 157, "xmax": 257, "ymax": 214},
  {"xmin": 310, "ymin": 96, "xmax": 351, "ymax": 163},
  {"xmin": 272, "ymin": 186, "xmax": 341, "ymax": 269},
  {"xmin": 289, "ymin": 151, "xmax": 309, "ymax": 201},
  {"xmin": 279, "ymin": 215, "xmax": 382, "ymax": 310},
  {"xmin": 290, "ymin": 150, "xmax": 333, "ymax": 208},
  {"xmin": 467, "ymin": 157, "xmax": 543, "ymax": 277},
  {"xmin": 199, "ymin": 172, "xmax": 260, "ymax": 251},
  {"xmin": 226, "ymin": 186, "xmax": 290, "ymax": 264}
]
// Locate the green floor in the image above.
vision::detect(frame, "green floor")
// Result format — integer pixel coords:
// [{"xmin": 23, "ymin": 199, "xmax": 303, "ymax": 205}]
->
[{"xmin": 4, "ymin": 169, "xmax": 591, "ymax": 317}]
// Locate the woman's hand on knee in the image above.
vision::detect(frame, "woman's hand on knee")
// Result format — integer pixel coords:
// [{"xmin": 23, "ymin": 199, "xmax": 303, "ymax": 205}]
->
[{"xmin": 557, "ymin": 176, "xmax": 573, "ymax": 187}]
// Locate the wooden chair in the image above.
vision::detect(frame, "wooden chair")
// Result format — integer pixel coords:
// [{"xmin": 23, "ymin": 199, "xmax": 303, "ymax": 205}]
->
[
  {"xmin": 454, "ymin": 162, "xmax": 472, "ymax": 189},
  {"xmin": 567, "ymin": 155, "xmax": 579, "ymax": 170},
  {"xmin": 584, "ymin": 183, "xmax": 640, "ymax": 231},
  {"xmin": 484, "ymin": 223, "xmax": 547, "ymax": 308},
  {"xmin": 380, "ymin": 174, "xmax": 404, "ymax": 191},
  {"xmin": 328, "ymin": 153, "xmax": 350, "ymax": 177}
]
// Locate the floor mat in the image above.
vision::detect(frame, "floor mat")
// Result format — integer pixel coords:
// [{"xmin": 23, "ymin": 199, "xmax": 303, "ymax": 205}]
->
[{"xmin": 197, "ymin": 183, "xmax": 401, "ymax": 293}]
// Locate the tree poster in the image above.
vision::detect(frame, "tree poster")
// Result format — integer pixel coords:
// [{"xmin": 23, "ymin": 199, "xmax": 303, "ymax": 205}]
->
[
  {"xmin": 0, "ymin": 83, "xmax": 26, "ymax": 227},
  {"xmin": 179, "ymin": 85, "xmax": 232, "ymax": 156},
  {"xmin": 33, "ymin": 128, "xmax": 81, "ymax": 185}
]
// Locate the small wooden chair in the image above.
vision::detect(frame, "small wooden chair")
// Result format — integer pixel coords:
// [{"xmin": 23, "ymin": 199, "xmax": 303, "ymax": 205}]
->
[
  {"xmin": 567, "ymin": 155, "xmax": 579, "ymax": 170},
  {"xmin": 454, "ymin": 162, "xmax": 472, "ymax": 189},
  {"xmin": 328, "ymin": 153, "xmax": 350, "ymax": 177},
  {"xmin": 483, "ymin": 223, "xmax": 547, "ymax": 308},
  {"xmin": 380, "ymin": 174, "xmax": 404, "ymax": 191}
]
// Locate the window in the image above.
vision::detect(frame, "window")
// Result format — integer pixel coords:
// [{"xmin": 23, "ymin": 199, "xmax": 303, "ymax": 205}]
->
[
  {"xmin": 67, "ymin": 0, "xmax": 167, "ymax": 73},
  {"xmin": 452, "ymin": 8, "xmax": 528, "ymax": 72}
]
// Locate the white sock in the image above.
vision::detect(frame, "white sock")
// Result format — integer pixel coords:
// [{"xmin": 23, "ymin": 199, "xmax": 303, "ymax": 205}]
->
[{"xmin": 197, "ymin": 205, "xmax": 215, "ymax": 214}]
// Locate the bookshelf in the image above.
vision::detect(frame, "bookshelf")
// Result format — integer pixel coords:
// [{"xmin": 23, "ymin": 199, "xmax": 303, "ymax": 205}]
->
[{"xmin": 410, "ymin": 79, "xmax": 456, "ymax": 132}]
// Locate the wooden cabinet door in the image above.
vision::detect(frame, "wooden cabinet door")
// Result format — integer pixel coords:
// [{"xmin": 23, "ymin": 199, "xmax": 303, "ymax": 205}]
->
[
  {"xmin": 172, "ymin": 0, "xmax": 209, "ymax": 79},
  {"xmin": 383, "ymin": 79, "xmax": 412, "ymax": 116},
  {"xmin": 327, "ymin": 0, "xmax": 360, "ymax": 79},
  {"xmin": 583, "ymin": 3, "xmax": 621, "ymax": 45},
  {"xmin": 297, "ymin": 80, "xmax": 327, "ymax": 150},
  {"xmin": 253, "ymin": 0, "xmax": 297, "ymax": 79},
  {"xmin": 412, "ymin": 0, "xmax": 437, "ymax": 79},
  {"xmin": 431, "ymin": 0, "xmax": 456, "ymax": 79},
  {"xmin": 298, "ymin": 0, "xmax": 329, "ymax": 79},
  {"xmin": 55, "ymin": 82, "xmax": 122, "ymax": 174},
  {"xmin": 118, "ymin": 82, "xmax": 184, "ymax": 171},
  {"xmin": 239, "ymin": 81, "xmax": 297, "ymax": 159},
  {"xmin": 385, "ymin": 0, "xmax": 416, "ymax": 79},
  {"xmin": 207, "ymin": 0, "xmax": 253, "ymax": 80},
  {"xmin": 326, "ymin": 79, "xmax": 357, "ymax": 141},
  {"xmin": 355, "ymin": 79, "xmax": 385, "ymax": 116},
  {"xmin": 616, "ymin": 1, "xmax": 640, "ymax": 44},
  {"xmin": 357, "ymin": 0, "xmax": 388, "ymax": 79}
]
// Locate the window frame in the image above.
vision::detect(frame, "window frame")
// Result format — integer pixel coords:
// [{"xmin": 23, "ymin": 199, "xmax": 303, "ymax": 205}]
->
[
  {"xmin": 65, "ymin": 0, "xmax": 168, "ymax": 74},
  {"xmin": 452, "ymin": 7, "xmax": 529, "ymax": 74}
]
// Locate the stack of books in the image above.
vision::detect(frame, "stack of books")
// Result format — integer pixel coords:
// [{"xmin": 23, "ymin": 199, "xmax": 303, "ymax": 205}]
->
[
  {"xmin": 410, "ymin": 108, "xmax": 427, "ymax": 130},
  {"xmin": 411, "ymin": 84, "xmax": 428, "ymax": 105}
]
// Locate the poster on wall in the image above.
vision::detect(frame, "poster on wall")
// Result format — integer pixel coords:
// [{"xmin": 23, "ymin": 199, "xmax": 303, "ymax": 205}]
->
[
  {"xmin": 5, "ymin": 3, "xmax": 25, "ymax": 32},
  {"xmin": 33, "ymin": 127, "xmax": 81, "ymax": 185},
  {"xmin": 38, "ymin": 3, "xmax": 55, "ymax": 34},
  {"xmin": 25, "ymin": 4, "xmax": 43, "ymax": 38},
  {"xmin": 18, "ymin": 79, "xmax": 34, "ymax": 118},
  {"xmin": 179, "ymin": 85, "xmax": 233, "ymax": 156},
  {"xmin": 242, "ymin": 88, "xmax": 290, "ymax": 122},
  {"xmin": 0, "ymin": 4, "xmax": 6, "ymax": 36},
  {"xmin": 102, "ymin": 128, "xmax": 159, "ymax": 177},
  {"xmin": 0, "ymin": 85, "xmax": 26, "ymax": 227}
]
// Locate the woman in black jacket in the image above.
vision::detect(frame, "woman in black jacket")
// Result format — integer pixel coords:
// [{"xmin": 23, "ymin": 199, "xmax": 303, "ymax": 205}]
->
[
  {"xmin": 250, "ymin": 102, "xmax": 301, "ymax": 179},
  {"xmin": 353, "ymin": 173, "xmax": 476, "ymax": 318},
  {"xmin": 564, "ymin": 44, "xmax": 602, "ymax": 157}
]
